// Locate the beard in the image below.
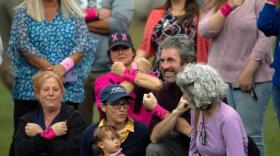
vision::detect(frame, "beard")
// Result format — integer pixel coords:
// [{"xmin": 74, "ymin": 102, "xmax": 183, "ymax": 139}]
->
[{"xmin": 162, "ymin": 68, "xmax": 178, "ymax": 83}]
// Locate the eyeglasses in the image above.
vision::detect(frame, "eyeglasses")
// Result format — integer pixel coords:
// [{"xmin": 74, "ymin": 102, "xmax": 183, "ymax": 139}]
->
[
  {"xmin": 107, "ymin": 99, "xmax": 130, "ymax": 109},
  {"xmin": 199, "ymin": 115, "xmax": 207, "ymax": 145}
]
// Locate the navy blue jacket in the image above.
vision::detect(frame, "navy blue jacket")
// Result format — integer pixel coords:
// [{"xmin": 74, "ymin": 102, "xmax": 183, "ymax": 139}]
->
[
  {"xmin": 14, "ymin": 105, "xmax": 86, "ymax": 156},
  {"xmin": 257, "ymin": 3, "xmax": 280, "ymax": 87},
  {"xmin": 80, "ymin": 120, "xmax": 149, "ymax": 156}
]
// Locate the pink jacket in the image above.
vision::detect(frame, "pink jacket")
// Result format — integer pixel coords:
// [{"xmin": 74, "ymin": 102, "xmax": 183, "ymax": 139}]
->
[{"xmin": 95, "ymin": 72, "xmax": 154, "ymax": 126}]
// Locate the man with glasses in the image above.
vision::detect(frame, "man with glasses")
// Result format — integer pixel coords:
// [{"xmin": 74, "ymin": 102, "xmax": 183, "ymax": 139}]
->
[
  {"xmin": 80, "ymin": 84, "xmax": 149, "ymax": 156},
  {"xmin": 143, "ymin": 34, "xmax": 196, "ymax": 156}
]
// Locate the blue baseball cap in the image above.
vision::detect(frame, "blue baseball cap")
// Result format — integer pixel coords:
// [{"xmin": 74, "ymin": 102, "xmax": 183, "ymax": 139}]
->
[{"xmin": 100, "ymin": 84, "xmax": 133, "ymax": 103}]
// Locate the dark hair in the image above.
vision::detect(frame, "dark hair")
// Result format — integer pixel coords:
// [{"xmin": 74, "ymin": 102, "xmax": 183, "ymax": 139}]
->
[
  {"xmin": 162, "ymin": 0, "xmax": 199, "ymax": 26},
  {"xmin": 200, "ymin": 0, "xmax": 227, "ymax": 15}
]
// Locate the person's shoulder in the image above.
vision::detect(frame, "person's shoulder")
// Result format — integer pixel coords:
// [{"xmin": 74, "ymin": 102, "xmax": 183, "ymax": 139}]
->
[
  {"xmin": 219, "ymin": 102, "xmax": 242, "ymax": 122},
  {"xmin": 13, "ymin": 7, "xmax": 27, "ymax": 19},
  {"xmin": 133, "ymin": 120, "xmax": 148, "ymax": 132},
  {"xmin": 19, "ymin": 110, "xmax": 37, "ymax": 122}
]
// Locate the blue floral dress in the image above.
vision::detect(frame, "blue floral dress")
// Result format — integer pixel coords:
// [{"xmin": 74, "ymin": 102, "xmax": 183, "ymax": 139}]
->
[{"xmin": 8, "ymin": 8, "xmax": 98, "ymax": 103}]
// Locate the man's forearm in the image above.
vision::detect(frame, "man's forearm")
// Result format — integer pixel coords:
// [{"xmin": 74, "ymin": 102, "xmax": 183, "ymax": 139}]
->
[
  {"xmin": 175, "ymin": 117, "xmax": 191, "ymax": 137},
  {"xmin": 87, "ymin": 19, "xmax": 110, "ymax": 33},
  {"xmin": 150, "ymin": 110, "xmax": 181, "ymax": 143}
]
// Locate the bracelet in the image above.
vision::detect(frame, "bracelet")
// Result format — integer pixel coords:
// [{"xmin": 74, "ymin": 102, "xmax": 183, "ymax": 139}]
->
[
  {"xmin": 152, "ymin": 104, "xmax": 169, "ymax": 120},
  {"xmin": 41, "ymin": 126, "xmax": 56, "ymax": 140},
  {"xmin": 60, "ymin": 57, "xmax": 74, "ymax": 72},
  {"xmin": 84, "ymin": 7, "xmax": 98, "ymax": 22},
  {"xmin": 219, "ymin": 2, "xmax": 234, "ymax": 17},
  {"xmin": 123, "ymin": 68, "xmax": 138, "ymax": 83},
  {"xmin": 267, "ymin": 0, "xmax": 277, "ymax": 4}
]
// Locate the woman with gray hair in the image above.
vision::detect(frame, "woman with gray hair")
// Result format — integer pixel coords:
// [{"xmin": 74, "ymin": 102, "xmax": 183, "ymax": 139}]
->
[{"xmin": 176, "ymin": 64, "xmax": 248, "ymax": 156}]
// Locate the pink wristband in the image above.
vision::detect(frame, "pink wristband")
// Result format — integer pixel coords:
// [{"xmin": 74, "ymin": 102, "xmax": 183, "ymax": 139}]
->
[
  {"xmin": 60, "ymin": 57, "xmax": 74, "ymax": 72},
  {"xmin": 123, "ymin": 68, "xmax": 138, "ymax": 83},
  {"xmin": 131, "ymin": 62, "xmax": 138, "ymax": 70},
  {"xmin": 219, "ymin": 2, "xmax": 234, "ymax": 17},
  {"xmin": 152, "ymin": 104, "xmax": 169, "ymax": 120},
  {"xmin": 41, "ymin": 127, "xmax": 56, "ymax": 140},
  {"xmin": 267, "ymin": 0, "xmax": 277, "ymax": 4},
  {"xmin": 84, "ymin": 8, "xmax": 98, "ymax": 22}
]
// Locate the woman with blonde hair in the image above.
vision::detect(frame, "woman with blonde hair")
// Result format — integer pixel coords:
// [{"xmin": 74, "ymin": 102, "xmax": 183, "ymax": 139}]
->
[
  {"xmin": 8, "ymin": 0, "xmax": 97, "ymax": 155},
  {"xmin": 13, "ymin": 71, "xmax": 86, "ymax": 156}
]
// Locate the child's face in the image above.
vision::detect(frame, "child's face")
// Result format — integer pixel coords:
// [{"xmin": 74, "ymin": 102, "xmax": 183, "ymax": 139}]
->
[{"xmin": 99, "ymin": 131, "xmax": 121, "ymax": 154}]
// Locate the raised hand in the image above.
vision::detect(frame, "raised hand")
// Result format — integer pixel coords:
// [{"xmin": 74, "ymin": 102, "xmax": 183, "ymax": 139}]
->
[
  {"xmin": 143, "ymin": 92, "xmax": 158, "ymax": 111},
  {"xmin": 25, "ymin": 123, "xmax": 43, "ymax": 137},
  {"xmin": 111, "ymin": 62, "xmax": 126, "ymax": 76},
  {"xmin": 136, "ymin": 58, "xmax": 151, "ymax": 73},
  {"xmin": 51, "ymin": 121, "xmax": 67, "ymax": 137},
  {"xmin": 52, "ymin": 64, "xmax": 66, "ymax": 77},
  {"xmin": 98, "ymin": 8, "xmax": 112, "ymax": 19},
  {"xmin": 174, "ymin": 97, "xmax": 189, "ymax": 115},
  {"xmin": 228, "ymin": 0, "xmax": 245, "ymax": 8}
]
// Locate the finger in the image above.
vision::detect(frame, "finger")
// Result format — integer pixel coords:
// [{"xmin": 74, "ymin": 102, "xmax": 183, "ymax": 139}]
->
[{"xmin": 148, "ymin": 92, "xmax": 154, "ymax": 98}]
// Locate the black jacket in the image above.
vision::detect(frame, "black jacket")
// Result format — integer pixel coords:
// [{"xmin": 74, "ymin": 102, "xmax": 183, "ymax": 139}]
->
[{"xmin": 14, "ymin": 104, "xmax": 86, "ymax": 156}]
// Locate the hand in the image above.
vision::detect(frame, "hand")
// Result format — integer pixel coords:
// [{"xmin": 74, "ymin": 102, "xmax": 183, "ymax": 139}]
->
[
  {"xmin": 173, "ymin": 97, "xmax": 189, "ymax": 115},
  {"xmin": 25, "ymin": 123, "xmax": 43, "ymax": 137},
  {"xmin": 111, "ymin": 62, "xmax": 126, "ymax": 76},
  {"xmin": 52, "ymin": 64, "xmax": 66, "ymax": 77},
  {"xmin": 98, "ymin": 8, "xmax": 112, "ymax": 19},
  {"xmin": 136, "ymin": 58, "xmax": 151, "ymax": 73},
  {"xmin": 228, "ymin": 0, "xmax": 245, "ymax": 8},
  {"xmin": 143, "ymin": 92, "xmax": 158, "ymax": 111},
  {"xmin": 239, "ymin": 69, "xmax": 253, "ymax": 91},
  {"xmin": 51, "ymin": 121, "xmax": 67, "ymax": 137}
]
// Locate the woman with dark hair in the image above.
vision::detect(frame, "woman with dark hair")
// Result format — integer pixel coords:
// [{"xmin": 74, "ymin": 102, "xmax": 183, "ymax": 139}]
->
[
  {"xmin": 136, "ymin": 0, "xmax": 209, "ymax": 79},
  {"xmin": 198, "ymin": 0, "xmax": 274, "ymax": 154},
  {"xmin": 81, "ymin": 84, "xmax": 149, "ymax": 156},
  {"xmin": 94, "ymin": 31, "xmax": 162, "ymax": 126}
]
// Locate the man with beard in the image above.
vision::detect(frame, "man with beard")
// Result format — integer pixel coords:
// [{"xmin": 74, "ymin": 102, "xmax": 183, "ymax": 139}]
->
[{"xmin": 143, "ymin": 34, "xmax": 196, "ymax": 156}]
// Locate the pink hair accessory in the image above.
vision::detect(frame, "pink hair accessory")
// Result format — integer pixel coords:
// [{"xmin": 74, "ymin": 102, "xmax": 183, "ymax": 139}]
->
[
  {"xmin": 84, "ymin": 7, "xmax": 98, "ymax": 22},
  {"xmin": 60, "ymin": 57, "xmax": 74, "ymax": 72},
  {"xmin": 152, "ymin": 104, "xmax": 169, "ymax": 120},
  {"xmin": 41, "ymin": 126, "xmax": 56, "ymax": 140},
  {"xmin": 219, "ymin": 2, "xmax": 234, "ymax": 17}
]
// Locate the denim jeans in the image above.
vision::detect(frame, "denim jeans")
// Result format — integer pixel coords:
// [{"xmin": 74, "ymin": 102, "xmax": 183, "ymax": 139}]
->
[
  {"xmin": 272, "ymin": 84, "xmax": 280, "ymax": 126},
  {"xmin": 227, "ymin": 81, "xmax": 272, "ymax": 156}
]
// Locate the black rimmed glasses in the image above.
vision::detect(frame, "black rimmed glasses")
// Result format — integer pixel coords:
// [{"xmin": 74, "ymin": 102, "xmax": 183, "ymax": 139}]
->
[
  {"xmin": 199, "ymin": 115, "xmax": 207, "ymax": 145},
  {"xmin": 108, "ymin": 99, "xmax": 130, "ymax": 109}
]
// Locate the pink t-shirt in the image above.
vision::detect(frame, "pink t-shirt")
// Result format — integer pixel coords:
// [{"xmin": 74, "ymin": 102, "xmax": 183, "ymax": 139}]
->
[{"xmin": 95, "ymin": 72, "xmax": 153, "ymax": 126}]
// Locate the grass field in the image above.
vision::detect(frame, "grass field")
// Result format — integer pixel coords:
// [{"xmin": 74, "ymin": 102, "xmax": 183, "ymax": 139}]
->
[{"xmin": 0, "ymin": 17, "xmax": 279, "ymax": 156}]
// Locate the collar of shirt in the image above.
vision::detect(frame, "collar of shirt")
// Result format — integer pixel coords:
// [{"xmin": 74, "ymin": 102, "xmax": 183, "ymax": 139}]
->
[{"xmin": 98, "ymin": 118, "xmax": 134, "ymax": 143}]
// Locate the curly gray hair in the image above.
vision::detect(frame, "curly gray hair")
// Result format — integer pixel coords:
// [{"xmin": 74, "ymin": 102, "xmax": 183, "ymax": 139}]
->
[{"xmin": 176, "ymin": 64, "xmax": 228, "ymax": 110}]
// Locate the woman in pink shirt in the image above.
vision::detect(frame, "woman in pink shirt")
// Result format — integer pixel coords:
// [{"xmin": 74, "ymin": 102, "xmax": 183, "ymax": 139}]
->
[
  {"xmin": 95, "ymin": 31, "xmax": 162, "ymax": 126},
  {"xmin": 198, "ymin": 0, "xmax": 274, "ymax": 155}
]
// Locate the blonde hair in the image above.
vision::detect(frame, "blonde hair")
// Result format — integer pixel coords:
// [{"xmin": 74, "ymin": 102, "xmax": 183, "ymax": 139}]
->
[
  {"xmin": 16, "ymin": 0, "xmax": 83, "ymax": 22},
  {"xmin": 32, "ymin": 71, "xmax": 64, "ymax": 95}
]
